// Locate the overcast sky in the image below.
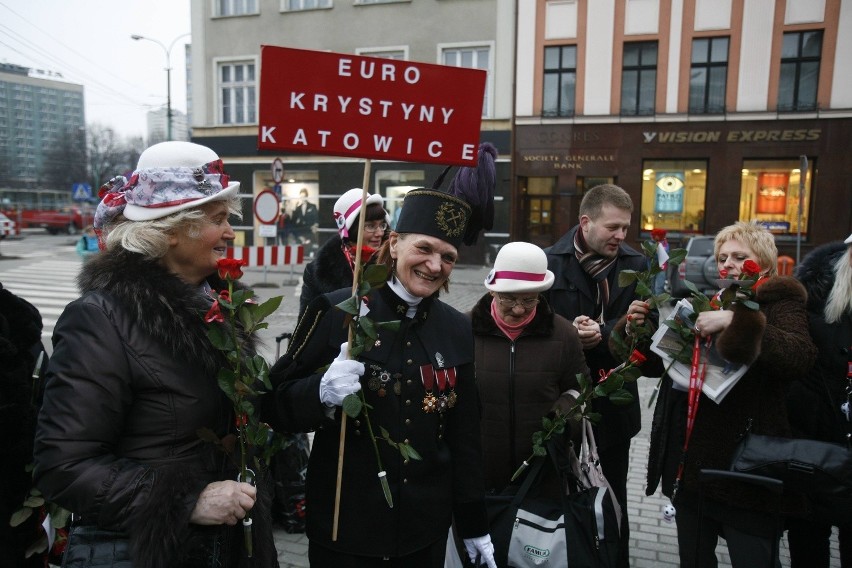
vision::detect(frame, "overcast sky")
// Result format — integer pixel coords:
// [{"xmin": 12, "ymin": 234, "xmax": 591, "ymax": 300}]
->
[{"xmin": 0, "ymin": 0, "xmax": 191, "ymax": 139}]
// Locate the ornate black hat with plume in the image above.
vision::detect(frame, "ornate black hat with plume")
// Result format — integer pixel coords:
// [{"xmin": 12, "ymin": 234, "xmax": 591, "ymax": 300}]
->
[{"xmin": 395, "ymin": 142, "xmax": 497, "ymax": 248}]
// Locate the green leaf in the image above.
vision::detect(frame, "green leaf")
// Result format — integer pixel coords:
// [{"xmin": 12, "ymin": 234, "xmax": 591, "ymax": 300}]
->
[
  {"xmin": 342, "ymin": 393, "xmax": 363, "ymax": 418},
  {"xmin": 336, "ymin": 296, "xmax": 360, "ymax": 315},
  {"xmin": 359, "ymin": 316, "xmax": 378, "ymax": 340},
  {"xmin": 358, "ymin": 281, "xmax": 372, "ymax": 297},
  {"xmin": 609, "ymin": 389, "xmax": 635, "ymax": 405},
  {"xmin": 668, "ymin": 248, "xmax": 687, "ymax": 266},
  {"xmin": 541, "ymin": 416, "xmax": 553, "ymax": 431},
  {"xmin": 207, "ymin": 325, "xmax": 234, "ymax": 351},
  {"xmin": 585, "ymin": 411, "xmax": 602, "ymax": 424},
  {"xmin": 375, "ymin": 320, "xmax": 401, "ymax": 332},
  {"xmin": 532, "ymin": 431, "xmax": 544, "ymax": 445},
  {"xmin": 577, "ymin": 372, "xmax": 589, "ymax": 391},
  {"xmin": 364, "ymin": 264, "xmax": 390, "ymax": 287},
  {"xmin": 23, "ymin": 495, "xmax": 44, "ymax": 508},
  {"xmin": 253, "ymin": 295, "xmax": 283, "ymax": 321},
  {"xmin": 635, "ymin": 280, "xmax": 653, "ymax": 297},
  {"xmin": 617, "ymin": 270, "xmax": 638, "ymax": 287},
  {"xmin": 401, "ymin": 443, "xmax": 422, "ymax": 461},
  {"xmin": 9, "ymin": 507, "xmax": 32, "ymax": 527},
  {"xmin": 741, "ymin": 299, "xmax": 760, "ymax": 311},
  {"xmin": 532, "ymin": 445, "xmax": 547, "ymax": 457}
]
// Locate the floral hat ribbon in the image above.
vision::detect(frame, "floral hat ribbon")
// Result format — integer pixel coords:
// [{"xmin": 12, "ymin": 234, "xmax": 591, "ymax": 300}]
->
[{"xmin": 93, "ymin": 159, "xmax": 231, "ymax": 229}]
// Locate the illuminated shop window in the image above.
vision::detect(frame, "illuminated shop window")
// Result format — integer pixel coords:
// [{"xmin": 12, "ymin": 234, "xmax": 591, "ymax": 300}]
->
[
  {"xmin": 740, "ymin": 159, "xmax": 811, "ymax": 236},
  {"xmin": 640, "ymin": 160, "xmax": 707, "ymax": 234}
]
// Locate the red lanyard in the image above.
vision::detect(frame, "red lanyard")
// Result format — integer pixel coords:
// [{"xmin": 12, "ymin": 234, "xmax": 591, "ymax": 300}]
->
[{"xmin": 673, "ymin": 334, "xmax": 710, "ymax": 499}]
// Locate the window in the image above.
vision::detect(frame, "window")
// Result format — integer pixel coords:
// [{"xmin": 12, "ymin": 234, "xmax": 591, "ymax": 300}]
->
[
  {"xmin": 778, "ymin": 31, "xmax": 822, "ymax": 112},
  {"xmin": 689, "ymin": 37, "xmax": 728, "ymax": 114},
  {"xmin": 283, "ymin": 0, "xmax": 331, "ymax": 10},
  {"xmin": 442, "ymin": 45, "xmax": 492, "ymax": 117},
  {"xmin": 219, "ymin": 62, "xmax": 256, "ymax": 125},
  {"xmin": 543, "ymin": 45, "xmax": 576, "ymax": 117},
  {"xmin": 216, "ymin": 0, "xmax": 258, "ymax": 16},
  {"xmin": 620, "ymin": 41, "xmax": 657, "ymax": 116},
  {"xmin": 355, "ymin": 48, "xmax": 406, "ymax": 60},
  {"xmin": 640, "ymin": 161, "xmax": 707, "ymax": 234},
  {"xmin": 740, "ymin": 159, "xmax": 811, "ymax": 237}
]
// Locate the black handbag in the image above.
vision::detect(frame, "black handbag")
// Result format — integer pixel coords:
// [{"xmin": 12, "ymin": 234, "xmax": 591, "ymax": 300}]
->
[
  {"xmin": 729, "ymin": 422, "xmax": 852, "ymax": 525},
  {"xmin": 484, "ymin": 437, "xmax": 621, "ymax": 568},
  {"xmin": 60, "ymin": 525, "xmax": 131, "ymax": 568}
]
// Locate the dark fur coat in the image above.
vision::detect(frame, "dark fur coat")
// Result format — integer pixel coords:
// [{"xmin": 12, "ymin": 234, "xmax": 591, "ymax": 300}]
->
[
  {"xmin": 789, "ymin": 241, "xmax": 852, "ymax": 443},
  {"xmin": 299, "ymin": 235, "xmax": 354, "ymax": 318},
  {"xmin": 34, "ymin": 250, "xmax": 277, "ymax": 568}
]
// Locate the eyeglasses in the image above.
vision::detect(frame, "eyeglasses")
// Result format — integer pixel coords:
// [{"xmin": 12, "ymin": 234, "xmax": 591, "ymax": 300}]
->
[
  {"xmin": 363, "ymin": 222, "xmax": 388, "ymax": 233},
  {"xmin": 496, "ymin": 295, "xmax": 540, "ymax": 309}
]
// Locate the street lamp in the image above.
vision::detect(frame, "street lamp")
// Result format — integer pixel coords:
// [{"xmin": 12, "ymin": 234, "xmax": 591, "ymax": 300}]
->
[{"xmin": 131, "ymin": 32, "xmax": 191, "ymax": 142}]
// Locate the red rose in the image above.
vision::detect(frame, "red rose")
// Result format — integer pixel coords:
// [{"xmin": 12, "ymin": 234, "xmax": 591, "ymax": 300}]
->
[
  {"xmin": 650, "ymin": 228, "xmax": 667, "ymax": 241},
  {"xmin": 217, "ymin": 258, "xmax": 247, "ymax": 281},
  {"xmin": 741, "ymin": 259, "xmax": 761, "ymax": 278},
  {"xmin": 204, "ymin": 300, "xmax": 224, "ymax": 323},
  {"xmin": 629, "ymin": 349, "xmax": 647, "ymax": 365}
]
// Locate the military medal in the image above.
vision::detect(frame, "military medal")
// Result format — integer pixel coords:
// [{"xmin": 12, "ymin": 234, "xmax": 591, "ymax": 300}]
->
[{"xmin": 420, "ymin": 364, "xmax": 437, "ymax": 413}]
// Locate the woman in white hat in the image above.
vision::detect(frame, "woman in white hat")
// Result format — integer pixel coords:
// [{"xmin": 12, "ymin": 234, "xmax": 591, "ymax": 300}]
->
[
  {"xmin": 472, "ymin": 241, "xmax": 590, "ymax": 497},
  {"xmin": 33, "ymin": 141, "xmax": 278, "ymax": 567},
  {"xmin": 298, "ymin": 187, "xmax": 390, "ymax": 318}
]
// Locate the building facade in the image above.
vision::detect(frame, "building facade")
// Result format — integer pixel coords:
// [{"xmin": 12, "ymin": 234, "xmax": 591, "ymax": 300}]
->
[
  {"xmin": 146, "ymin": 106, "xmax": 190, "ymax": 145},
  {"xmin": 514, "ymin": 0, "xmax": 852, "ymax": 258},
  {"xmin": 189, "ymin": 0, "xmax": 514, "ymax": 262},
  {"xmin": 0, "ymin": 63, "xmax": 85, "ymax": 188}
]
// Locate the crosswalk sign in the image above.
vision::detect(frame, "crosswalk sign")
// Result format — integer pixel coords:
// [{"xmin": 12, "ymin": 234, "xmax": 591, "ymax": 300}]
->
[{"xmin": 72, "ymin": 183, "xmax": 92, "ymax": 201}]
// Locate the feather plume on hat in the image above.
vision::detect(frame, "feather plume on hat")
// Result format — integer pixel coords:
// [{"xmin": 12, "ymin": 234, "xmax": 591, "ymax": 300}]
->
[{"xmin": 432, "ymin": 142, "xmax": 497, "ymax": 245}]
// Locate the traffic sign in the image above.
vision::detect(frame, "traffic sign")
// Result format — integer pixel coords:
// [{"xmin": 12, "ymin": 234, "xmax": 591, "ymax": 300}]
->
[
  {"xmin": 254, "ymin": 189, "xmax": 280, "ymax": 224},
  {"xmin": 271, "ymin": 158, "xmax": 284, "ymax": 184},
  {"xmin": 72, "ymin": 183, "xmax": 93, "ymax": 201}
]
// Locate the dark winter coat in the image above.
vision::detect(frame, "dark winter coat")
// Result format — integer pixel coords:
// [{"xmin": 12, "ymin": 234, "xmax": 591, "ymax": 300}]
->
[
  {"xmin": 544, "ymin": 225, "xmax": 647, "ymax": 449},
  {"xmin": 790, "ymin": 241, "xmax": 852, "ymax": 444},
  {"xmin": 470, "ymin": 293, "xmax": 589, "ymax": 494},
  {"xmin": 299, "ymin": 235, "xmax": 353, "ymax": 318},
  {"xmin": 645, "ymin": 276, "xmax": 817, "ymax": 516},
  {"xmin": 33, "ymin": 250, "xmax": 277, "ymax": 568},
  {"xmin": 0, "ymin": 283, "xmax": 49, "ymax": 567},
  {"xmin": 271, "ymin": 283, "xmax": 489, "ymax": 558}
]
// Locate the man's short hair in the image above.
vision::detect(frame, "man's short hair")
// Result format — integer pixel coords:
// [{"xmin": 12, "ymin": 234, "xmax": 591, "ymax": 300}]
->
[{"xmin": 579, "ymin": 184, "xmax": 633, "ymax": 221}]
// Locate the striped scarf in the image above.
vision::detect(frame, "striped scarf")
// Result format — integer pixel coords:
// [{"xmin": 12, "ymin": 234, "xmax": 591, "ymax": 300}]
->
[{"xmin": 574, "ymin": 229, "xmax": 617, "ymax": 323}]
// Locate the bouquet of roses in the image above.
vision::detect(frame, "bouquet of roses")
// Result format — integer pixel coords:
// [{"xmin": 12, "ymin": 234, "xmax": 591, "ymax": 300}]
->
[{"xmin": 202, "ymin": 258, "xmax": 285, "ymax": 557}]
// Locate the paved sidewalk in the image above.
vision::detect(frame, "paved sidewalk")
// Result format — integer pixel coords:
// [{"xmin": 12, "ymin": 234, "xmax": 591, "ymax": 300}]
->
[{"xmin": 241, "ymin": 261, "xmax": 838, "ymax": 568}]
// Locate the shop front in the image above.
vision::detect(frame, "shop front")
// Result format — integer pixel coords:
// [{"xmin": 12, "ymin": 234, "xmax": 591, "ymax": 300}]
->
[{"xmin": 513, "ymin": 118, "xmax": 852, "ymax": 259}]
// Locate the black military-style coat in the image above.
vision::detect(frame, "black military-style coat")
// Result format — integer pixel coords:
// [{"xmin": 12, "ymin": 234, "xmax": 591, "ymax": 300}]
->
[
  {"xmin": 270, "ymin": 283, "xmax": 488, "ymax": 557},
  {"xmin": 544, "ymin": 225, "xmax": 647, "ymax": 449}
]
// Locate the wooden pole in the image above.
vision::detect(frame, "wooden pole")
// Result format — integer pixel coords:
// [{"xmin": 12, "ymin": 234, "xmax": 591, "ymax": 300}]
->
[{"xmin": 332, "ymin": 159, "xmax": 372, "ymax": 541}]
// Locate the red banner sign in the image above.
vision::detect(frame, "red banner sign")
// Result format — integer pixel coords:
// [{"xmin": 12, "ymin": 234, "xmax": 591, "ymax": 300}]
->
[{"xmin": 258, "ymin": 46, "xmax": 486, "ymax": 166}]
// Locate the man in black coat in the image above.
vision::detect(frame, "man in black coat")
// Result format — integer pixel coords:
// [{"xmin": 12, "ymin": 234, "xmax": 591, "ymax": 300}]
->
[{"xmin": 543, "ymin": 184, "xmax": 645, "ymax": 568}]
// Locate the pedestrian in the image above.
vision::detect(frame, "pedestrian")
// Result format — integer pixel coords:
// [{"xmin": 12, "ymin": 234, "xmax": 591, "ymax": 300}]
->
[
  {"xmin": 542, "ymin": 183, "xmax": 646, "ymax": 566},
  {"xmin": 33, "ymin": 141, "xmax": 278, "ymax": 567},
  {"xmin": 787, "ymin": 233, "xmax": 852, "ymax": 568},
  {"xmin": 0, "ymin": 283, "xmax": 51, "ymax": 567},
  {"xmin": 650, "ymin": 228, "xmax": 670, "ymax": 296},
  {"xmin": 288, "ymin": 188, "xmax": 319, "ymax": 245},
  {"xmin": 298, "ymin": 187, "xmax": 390, "ymax": 318},
  {"xmin": 640, "ymin": 220, "xmax": 816, "ymax": 568},
  {"xmin": 471, "ymin": 241, "xmax": 589, "ymax": 496},
  {"xmin": 269, "ymin": 144, "xmax": 499, "ymax": 568},
  {"xmin": 75, "ymin": 224, "xmax": 100, "ymax": 261}
]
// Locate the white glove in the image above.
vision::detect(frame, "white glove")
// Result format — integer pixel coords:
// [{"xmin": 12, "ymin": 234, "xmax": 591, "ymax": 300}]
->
[
  {"xmin": 318, "ymin": 342, "xmax": 363, "ymax": 407},
  {"xmin": 463, "ymin": 534, "xmax": 497, "ymax": 568}
]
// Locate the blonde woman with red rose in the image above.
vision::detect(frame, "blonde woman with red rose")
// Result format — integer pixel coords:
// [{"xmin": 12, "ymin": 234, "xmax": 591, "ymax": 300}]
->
[{"xmin": 625, "ymin": 221, "xmax": 816, "ymax": 568}]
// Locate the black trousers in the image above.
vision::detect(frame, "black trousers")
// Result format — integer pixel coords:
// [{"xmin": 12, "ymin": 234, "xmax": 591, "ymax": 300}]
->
[
  {"xmin": 308, "ymin": 539, "xmax": 446, "ymax": 568},
  {"xmin": 598, "ymin": 438, "xmax": 631, "ymax": 568},
  {"xmin": 787, "ymin": 517, "xmax": 852, "ymax": 568}
]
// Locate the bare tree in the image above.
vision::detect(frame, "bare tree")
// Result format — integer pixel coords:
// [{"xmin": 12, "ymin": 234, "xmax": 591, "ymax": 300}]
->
[{"xmin": 41, "ymin": 127, "xmax": 87, "ymax": 191}]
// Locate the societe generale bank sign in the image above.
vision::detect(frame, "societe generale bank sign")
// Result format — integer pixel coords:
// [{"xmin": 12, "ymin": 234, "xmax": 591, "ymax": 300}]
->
[{"xmin": 258, "ymin": 46, "xmax": 487, "ymax": 166}]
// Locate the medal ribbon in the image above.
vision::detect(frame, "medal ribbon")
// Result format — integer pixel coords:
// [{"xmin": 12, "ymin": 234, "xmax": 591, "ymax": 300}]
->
[{"xmin": 420, "ymin": 364, "xmax": 435, "ymax": 390}]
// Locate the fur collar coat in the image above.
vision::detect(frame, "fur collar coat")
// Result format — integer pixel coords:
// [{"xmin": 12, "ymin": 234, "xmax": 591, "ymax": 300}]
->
[{"xmin": 34, "ymin": 250, "xmax": 277, "ymax": 567}]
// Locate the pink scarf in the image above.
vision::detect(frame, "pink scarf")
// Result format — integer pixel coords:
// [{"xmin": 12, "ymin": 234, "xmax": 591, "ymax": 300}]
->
[{"xmin": 491, "ymin": 299, "xmax": 537, "ymax": 341}]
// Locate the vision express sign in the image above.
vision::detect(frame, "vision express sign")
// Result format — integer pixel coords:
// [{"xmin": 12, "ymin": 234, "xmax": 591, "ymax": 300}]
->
[{"xmin": 258, "ymin": 45, "xmax": 487, "ymax": 166}]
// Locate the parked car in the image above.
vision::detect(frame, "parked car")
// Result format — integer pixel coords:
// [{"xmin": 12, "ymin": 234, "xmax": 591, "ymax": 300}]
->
[
  {"xmin": 0, "ymin": 212, "xmax": 16, "ymax": 240},
  {"xmin": 668, "ymin": 235, "xmax": 718, "ymax": 298}
]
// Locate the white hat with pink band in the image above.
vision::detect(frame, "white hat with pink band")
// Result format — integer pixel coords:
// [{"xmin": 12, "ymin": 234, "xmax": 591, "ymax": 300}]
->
[{"xmin": 484, "ymin": 241, "xmax": 555, "ymax": 293}]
